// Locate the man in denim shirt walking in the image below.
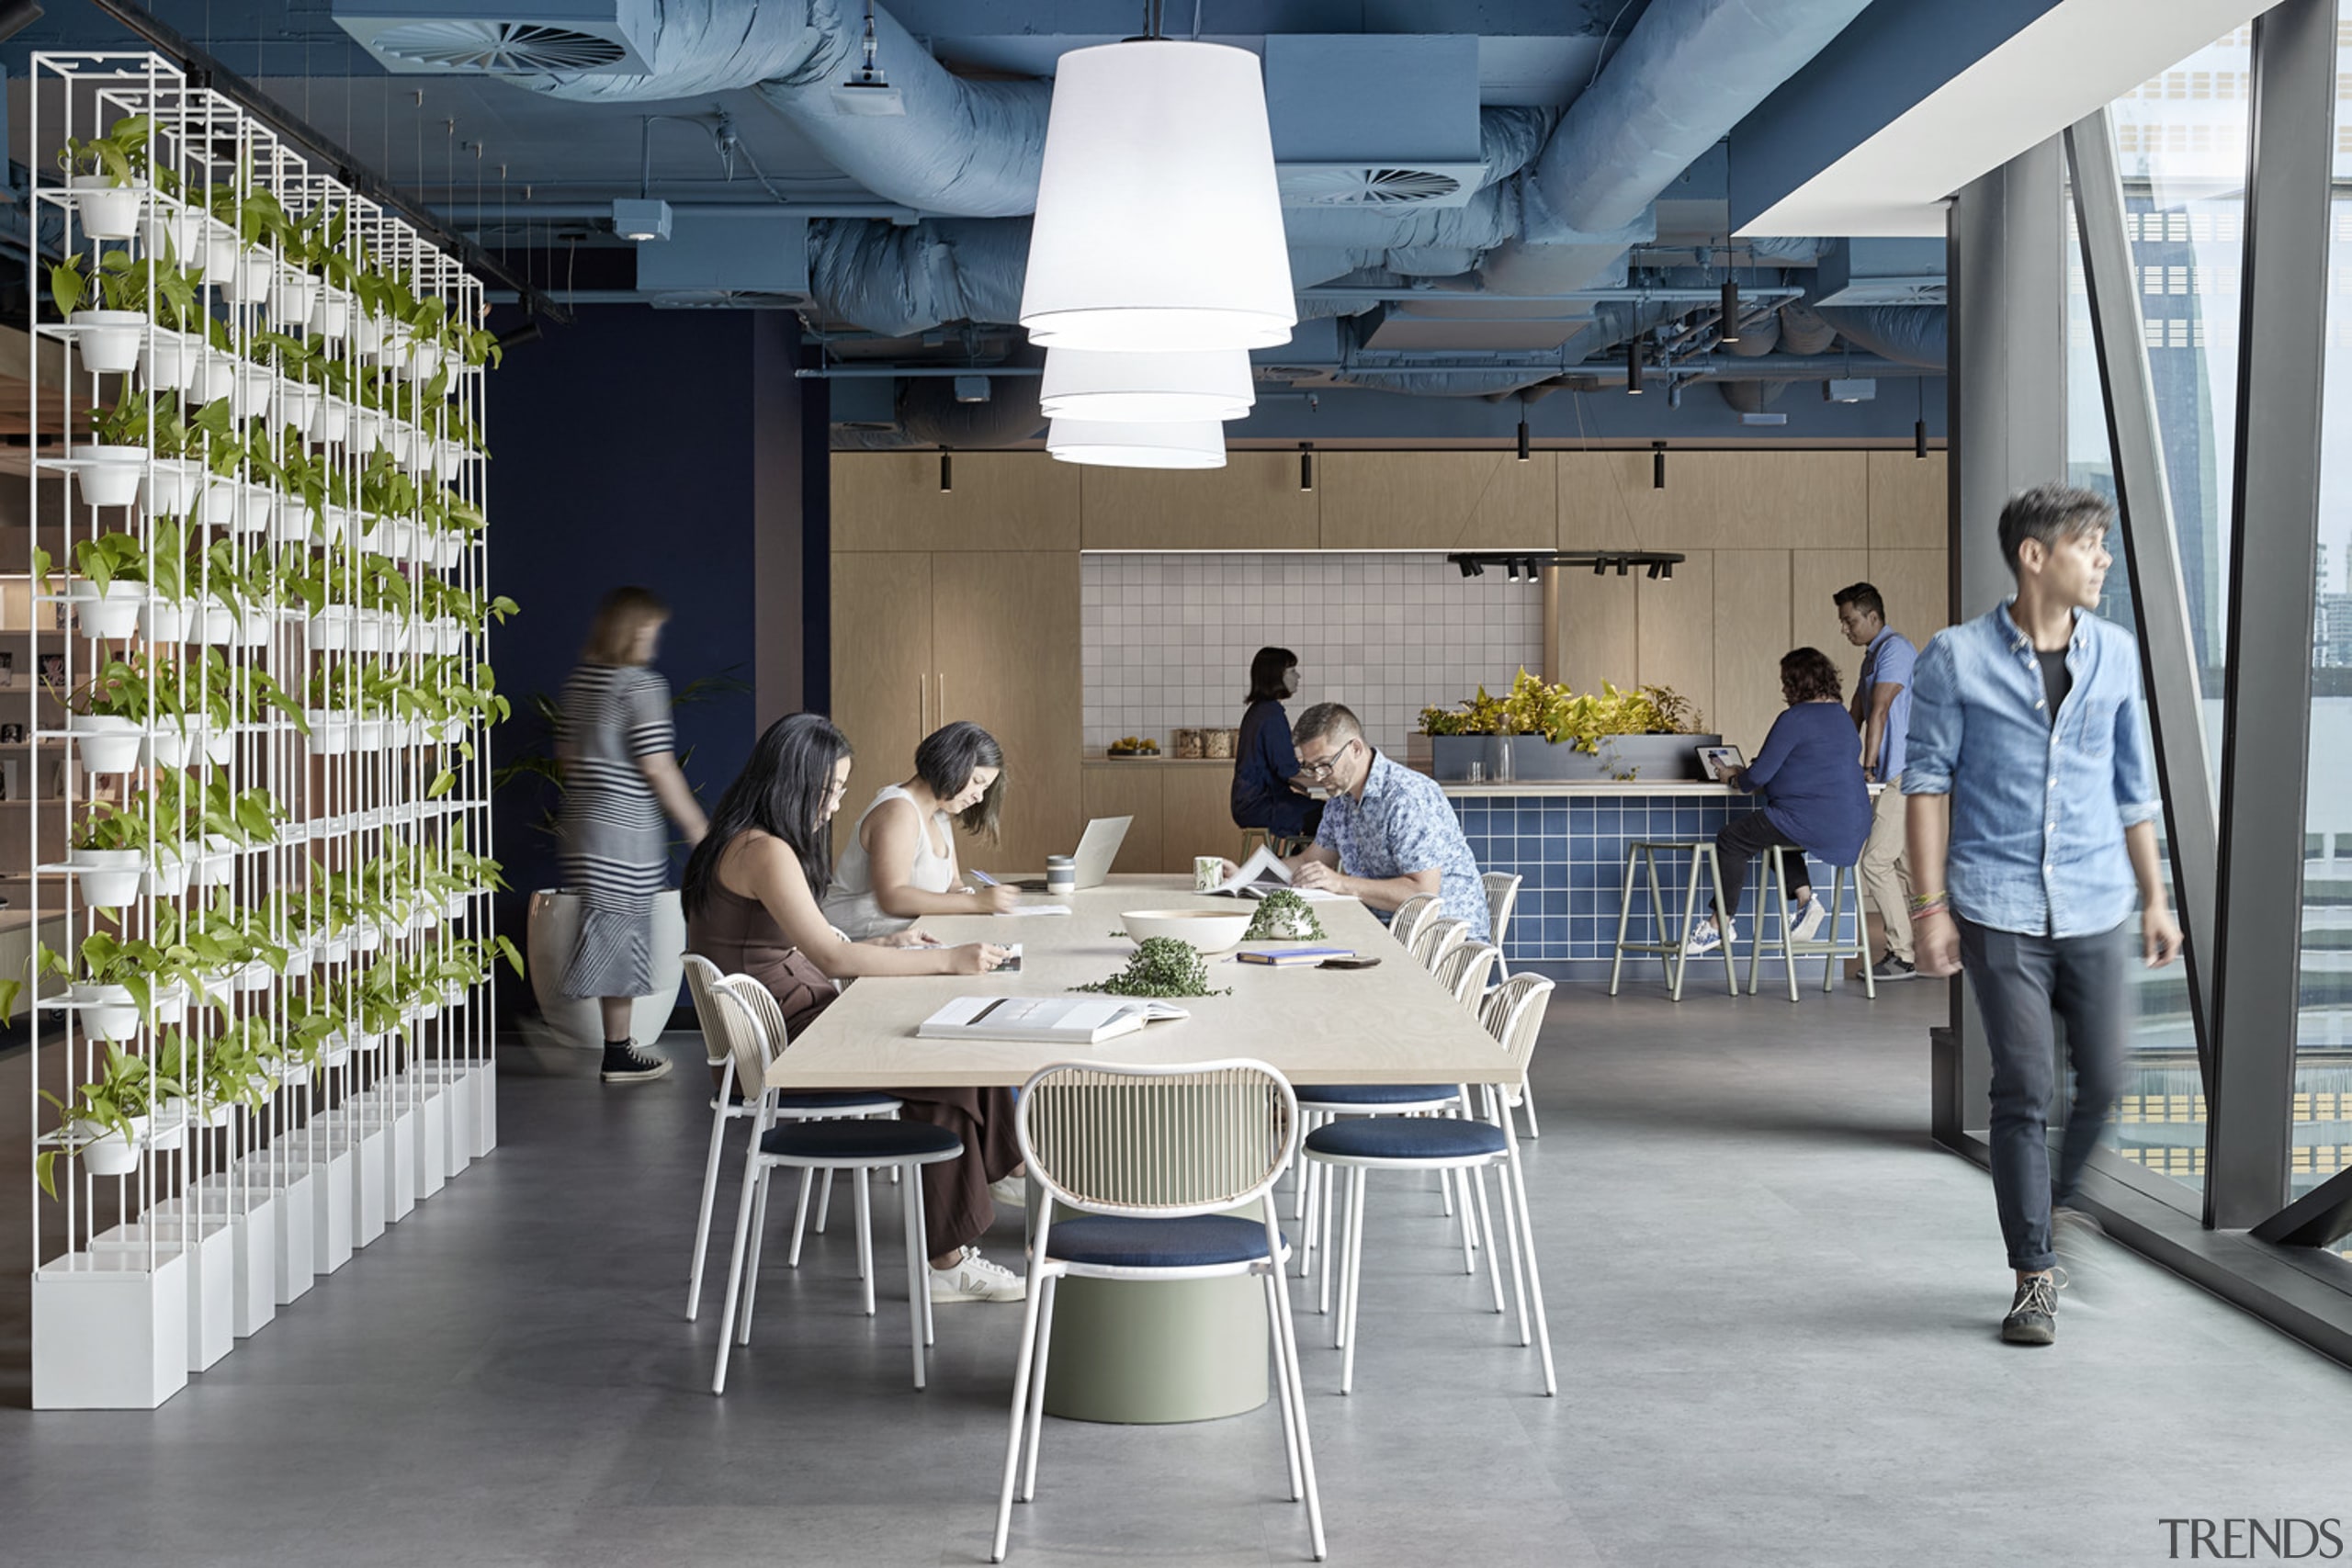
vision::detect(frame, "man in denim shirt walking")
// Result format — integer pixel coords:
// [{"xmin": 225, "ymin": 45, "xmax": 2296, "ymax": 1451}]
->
[{"xmin": 1904, "ymin": 484, "xmax": 2183, "ymax": 1347}]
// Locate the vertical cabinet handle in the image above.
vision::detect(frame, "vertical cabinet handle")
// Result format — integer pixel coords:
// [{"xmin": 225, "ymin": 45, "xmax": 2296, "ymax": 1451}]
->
[
  {"xmin": 935, "ymin": 672, "xmax": 945, "ymax": 724},
  {"xmin": 918, "ymin": 673, "xmax": 927, "ymax": 733}
]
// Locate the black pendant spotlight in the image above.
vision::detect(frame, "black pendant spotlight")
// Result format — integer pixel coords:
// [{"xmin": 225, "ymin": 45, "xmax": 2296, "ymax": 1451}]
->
[
  {"xmin": 1299, "ymin": 440, "xmax": 1315, "ymax": 492},
  {"xmin": 1720, "ymin": 276, "xmax": 1742, "ymax": 344},
  {"xmin": 1915, "ymin": 380, "xmax": 1928, "ymax": 459},
  {"xmin": 1517, "ymin": 413, "xmax": 1531, "ymax": 462},
  {"xmin": 939, "ymin": 446, "xmax": 953, "ymax": 492},
  {"xmin": 1653, "ymin": 440, "xmax": 1668, "ymax": 491},
  {"xmin": 1625, "ymin": 337, "xmax": 1645, "ymax": 395}
]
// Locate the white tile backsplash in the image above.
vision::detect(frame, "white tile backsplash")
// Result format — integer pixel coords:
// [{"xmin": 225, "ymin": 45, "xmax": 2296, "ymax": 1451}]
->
[{"xmin": 1080, "ymin": 553, "xmax": 1544, "ymax": 755}]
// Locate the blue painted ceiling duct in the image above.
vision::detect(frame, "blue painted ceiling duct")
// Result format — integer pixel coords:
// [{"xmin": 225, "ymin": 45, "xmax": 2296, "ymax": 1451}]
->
[{"xmin": 512, "ymin": 0, "xmax": 1047, "ymax": 219}]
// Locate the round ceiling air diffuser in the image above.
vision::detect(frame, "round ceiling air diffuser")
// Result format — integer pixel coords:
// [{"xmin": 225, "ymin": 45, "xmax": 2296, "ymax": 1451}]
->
[{"xmin": 370, "ymin": 20, "xmax": 627, "ymax": 73}]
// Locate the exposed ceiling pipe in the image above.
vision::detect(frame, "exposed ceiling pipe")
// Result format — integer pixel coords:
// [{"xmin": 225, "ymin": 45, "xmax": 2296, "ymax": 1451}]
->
[
  {"xmin": 1776, "ymin": 299, "xmax": 1840, "ymax": 355},
  {"xmin": 1810, "ymin": 304, "xmax": 1948, "ymax": 368}
]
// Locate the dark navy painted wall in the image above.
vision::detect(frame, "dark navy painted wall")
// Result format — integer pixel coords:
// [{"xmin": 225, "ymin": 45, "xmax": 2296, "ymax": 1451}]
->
[{"xmin": 484, "ymin": 307, "xmax": 761, "ymax": 987}]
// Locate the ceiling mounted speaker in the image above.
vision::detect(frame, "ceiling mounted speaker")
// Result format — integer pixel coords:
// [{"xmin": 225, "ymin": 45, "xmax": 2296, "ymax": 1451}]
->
[
  {"xmin": 1039, "ymin": 348, "xmax": 1256, "ymax": 423},
  {"xmin": 1022, "ymin": 41, "xmax": 1295, "ymax": 353},
  {"xmin": 1046, "ymin": 418, "xmax": 1227, "ymax": 470}
]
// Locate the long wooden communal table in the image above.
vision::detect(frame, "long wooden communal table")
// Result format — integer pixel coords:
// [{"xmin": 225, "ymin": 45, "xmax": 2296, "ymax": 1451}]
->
[{"xmin": 764, "ymin": 875, "xmax": 1527, "ymax": 1422}]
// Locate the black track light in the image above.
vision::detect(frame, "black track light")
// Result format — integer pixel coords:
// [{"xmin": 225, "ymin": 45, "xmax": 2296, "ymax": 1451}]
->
[
  {"xmin": 1616, "ymin": 558, "xmax": 1630, "ymax": 576},
  {"xmin": 1457, "ymin": 557, "xmax": 1485, "ymax": 579},
  {"xmin": 1720, "ymin": 277, "xmax": 1741, "ymax": 344},
  {"xmin": 1505, "ymin": 559, "xmax": 1521, "ymax": 582},
  {"xmin": 1645, "ymin": 561, "xmax": 1662, "ymax": 580},
  {"xmin": 1915, "ymin": 379, "xmax": 1928, "ymax": 459},
  {"xmin": 939, "ymin": 448, "xmax": 953, "ymax": 492},
  {"xmin": 1592, "ymin": 558, "xmax": 1607, "ymax": 576},
  {"xmin": 1661, "ymin": 560, "xmax": 1674, "ymax": 581},
  {"xmin": 1653, "ymin": 440, "xmax": 1667, "ymax": 491},
  {"xmin": 1517, "ymin": 415, "xmax": 1530, "ymax": 462},
  {"xmin": 1626, "ymin": 338, "xmax": 1644, "ymax": 395},
  {"xmin": 1299, "ymin": 441, "xmax": 1315, "ymax": 492},
  {"xmin": 495, "ymin": 318, "xmax": 543, "ymax": 350}
]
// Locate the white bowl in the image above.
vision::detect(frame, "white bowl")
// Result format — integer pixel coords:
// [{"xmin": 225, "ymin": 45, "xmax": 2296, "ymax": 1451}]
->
[{"xmin": 1119, "ymin": 908, "xmax": 1256, "ymax": 954}]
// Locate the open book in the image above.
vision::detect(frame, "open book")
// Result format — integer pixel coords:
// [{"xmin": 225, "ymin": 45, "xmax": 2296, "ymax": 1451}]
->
[
  {"xmin": 916, "ymin": 996, "xmax": 1191, "ymax": 1045},
  {"xmin": 1203, "ymin": 844, "xmax": 1351, "ymax": 902}
]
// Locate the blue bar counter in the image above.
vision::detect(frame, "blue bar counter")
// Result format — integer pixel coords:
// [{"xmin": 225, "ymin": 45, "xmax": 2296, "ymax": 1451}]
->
[{"xmin": 1443, "ymin": 782, "xmax": 1869, "ymax": 981}]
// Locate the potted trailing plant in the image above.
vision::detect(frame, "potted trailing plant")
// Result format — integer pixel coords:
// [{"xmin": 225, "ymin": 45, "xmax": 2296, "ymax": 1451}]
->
[
  {"xmin": 67, "ymin": 799, "xmax": 164, "ymax": 908},
  {"xmin": 57, "ymin": 114, "xmax": 155, "ymax": 238},
  {"xmin": 1419, "ymin": 671, "xmax": 1718, "ymax": 782},
  {"xmin": 30, "ymin": 926, "xmax": 204, "ymax": 1043},
  {"xmin": 36, "ymin": 1044, "xmax": 173, "ymax": 1191},
  {"xmin": 48, "ymin": 253, "xmax": 144, "ymax": 375},
  {"xmin": 61, "ymin": 650, "xmax": 175, "ymax": 772}
]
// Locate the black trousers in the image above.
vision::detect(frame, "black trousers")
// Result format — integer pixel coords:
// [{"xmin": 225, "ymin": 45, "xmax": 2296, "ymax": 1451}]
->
[{"xmin": 1712, "ymin": 811, "xmax": 1812, "ymax": 920}]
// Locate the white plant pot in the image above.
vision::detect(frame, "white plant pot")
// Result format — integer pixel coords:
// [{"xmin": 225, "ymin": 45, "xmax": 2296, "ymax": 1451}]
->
[
  {"xmin": 310, "ymin": 398, "xmax": 351, "ymax": 446},
  {"xmin": 280, "ymin": 1062, "xmax": 311, "ymax": 1090},
  {"xmin": 198, "ymin": 1100, "xmax": 236, "ymax": 1131},
  {"xmin": 433, "ymin": 442, "xmax": 467, "ymax": 483},
  {"xmin": 191, "ymin": 723, "xmax": 233, "ymax": 766},
  {"xmin": 268, "ymin": 495, "xmax": 312, "ymax": 544},
  {"xmin": 352, "ymin": 313, "xmax": 387, "ymax": 354},
  {"xmin": 305, "ymin": 713, "xmax": 351, "ymax": 755},
  {"xmin": 319, "ymin": 1037, "xmax": 351, "ymax": 1069},
  {"xmin": 283, "ymin": 948, "xmax": 315, "ymax": 980},
  {"xmin": 229, "ymin": 364, "xmax": 277, "ymax": 420},
  {"xmin": 268, "ymin": 271, "xmax": 319, "ymax": 324},
  {"xmin": 442, "ymin": 892, "xmax": 469, "ymax": 919},
  {"xmin": 219, "ymin": 249, "xmax": 274, "ymax": 303},
  {"xmin": 320, "ymin": 934, "xmax": 350, "ymax": 964},
  {"xmin": 76, "ymin": 1125, "xmax": 143, "ymax": 1177},
  {"xmin": 271, "ymin": 380, "xmax": 320, "ymax": 432},
  {"xmin": 142, "ymin": 846, "xmax": 192, "ymax": 897},
  {"xmin": 311, "ymin": 289, "xmax": 354, "ymax": 339},
  {"xmin": 66, "ymin": 848, "xmax": 143, "ymax": 908},
  {"xmin": 354, "ymin": 717, "xmax": 388, "ymax": 751},
  {"xmin": 196, "ymin": 603, "xmax": 240, "ymax": 645},
  {"xmin": 435, "ymin": 535, "xmax": 465, "ymax": 571},
  {"xmin": 381, "ymin": 422, "xmax": 417, "ymax": 464},
  {"xmin": 67, "ymin": 446, "xmax": 146, "ymax": 509},
  {"xmin": 69, "ymin": 309, "xmax": 147, "ymax": 375},
  {"xmin": 191, "ymin": 834, "xmax": 236, "ymax": 886},
  {"xmin": 69, "ymin": 175, "xmax": 147, "ymax": 240},
  {"xmin": 349, "ymin": 408, "xmax": 383, "ymax": 457},
  {"xmin": 188, "ymin": 350, "xmax": 235, "ymax": 406},
  {"xmin": 383, "ymin": 519, "xmax": 416, "ymax": 560},
  {"xmin": 138, "ymin": 328, "xmax": 200, "ymax": 394},
  {"xmin": 355, "ymin": 1032, "xmax": 386, "ymax": 1055},
  {"xmin": 308, "ymin": 608, "xmax": 354, "ymax": 650},
  {"xmin": 139, "ymin": 457, "xmax": 207, "ymax": 517},
  {"xmin": 147, "ymin": 1104, "xmax": 187, "ymax": 1153},
  {"xmin": 69, "ymin": 981, "xmax": 142, "ymax": 1042},
  {"xmin": 201, "ymin": 230, "xmax": 243, "ymax": 283},
  {"xmin": 68, "ymin": 713, "xmax": 142, "ymax": 773},
  {"xmin": 235, "ymin": 959, "xmax": 275, "ymax": 993},
  {"xmin": 432, "ymin": 618, "xmax": 462, "ymax": 656},
  {"xmin": 68, "ymin": 578, "xmax": 143, "ymax": 638},
  {"xmin": 229, "ymin": 484, "xmax": 274, "ymax": 536},
  {"xmin": 140, "ymin": 205, "xmax": 209, "ymax": 265},
  {"xmin": 319, "ymin": 504, "xmax": 354, "ymax": 547},
  {"xmin": 138, "ymin": 595, "xmax": 192, "ymax": 644},
  {"xmin": 139, "ymin": 725, "xmax": 188, "ymax": 770},
  {"xmin": 413, "ymin": 1001, "xmax": 442, "ymax": 1022},
  {"xmin": 350, "ymin": 924, "xmax": 383, "ymax": 955},
  {"xmin": 243, "ymin": 604, "xmax": 275, "ymax": 652}
]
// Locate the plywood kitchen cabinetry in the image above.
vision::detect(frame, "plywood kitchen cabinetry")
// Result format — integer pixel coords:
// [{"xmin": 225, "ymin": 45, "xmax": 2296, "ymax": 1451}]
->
[
  {"xmin": 830, "ymin": 550, "xmax": 1080, "ymax": 874},
  {"xmin": 1080, "ymin": 761, "xmax": 1250, "ymax": 875}
]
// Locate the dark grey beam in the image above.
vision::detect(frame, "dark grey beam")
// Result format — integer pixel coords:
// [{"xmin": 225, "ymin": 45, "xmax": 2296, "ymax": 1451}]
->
[
  {"xmin": 2064, "ymin": 113, "xmax": 2219, "ymax": 1091},
  {"xmin": 2252, "ymin": 1166, "xmax": 2352, "ymax": 1250},
  {"xmin": 2205, "ymin": 0, "xmax": 2336, "ymax": 1232}
]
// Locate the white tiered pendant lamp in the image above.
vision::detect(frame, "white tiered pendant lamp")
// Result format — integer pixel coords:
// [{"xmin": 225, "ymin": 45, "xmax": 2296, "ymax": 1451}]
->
[
  {"xmin": 1039, "ymin": 347, "xmax": 1256, "ymax": 423},
  {"xmin": 1047, "ymin": 419, "xmax": 1227, "ymax": 469},
  {"xmin": 1021, "ymin": 39, "xmax": 1295, "ymax": 352}
]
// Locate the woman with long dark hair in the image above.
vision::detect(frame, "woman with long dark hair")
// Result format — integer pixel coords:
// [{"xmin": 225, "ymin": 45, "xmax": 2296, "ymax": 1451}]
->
[
  {"xmin": 823, "ymin": 720, "xmax": 1018, "ymax": 939},
  {"xmin": 683, "ymin": 713, "xmax": 1029, "ymax": 1303},
  {"xmin": 1230, "ymin": 645, "xmax": 1323, "ymax": 842},
  {"xmin": 1681, "ymin": 647, "xmax": 1871, "ymax": 956},
  {"xmin": 557, "ymin": 586, "xmax": 708, "ymax": 1085}
]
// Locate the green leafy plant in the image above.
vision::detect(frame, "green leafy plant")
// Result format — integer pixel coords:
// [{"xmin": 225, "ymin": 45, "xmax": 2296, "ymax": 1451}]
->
[
  {"xmin": 1243, "ymin": 890, "xmax": 1327, "ymax": 942},
  {"xmin": 36, "ymin": 1043, "xmax": 173, "ymax": 1197},
  {"xmin": 1419, "ymin": 670, "xmax": 1703, "ymax": 753},
  {"xmin": 58, "ymin": 114, "xmax": 155, "ymax": 187},
  {"xmin": 1072, "ymin": 936, "xmax": 1229, "ymax": 999}
]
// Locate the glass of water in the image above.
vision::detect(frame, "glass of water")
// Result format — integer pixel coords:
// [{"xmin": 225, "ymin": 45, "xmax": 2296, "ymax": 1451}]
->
[{"xmin": 1466, "ymin": 761, "xmax": 1486, "ymax": 784}]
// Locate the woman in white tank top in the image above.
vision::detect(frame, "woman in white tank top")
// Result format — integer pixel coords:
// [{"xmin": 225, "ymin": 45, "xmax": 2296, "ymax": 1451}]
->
[{"xmin": 823, "ymin": 721, "xmax": 1020, "ymax": 938}]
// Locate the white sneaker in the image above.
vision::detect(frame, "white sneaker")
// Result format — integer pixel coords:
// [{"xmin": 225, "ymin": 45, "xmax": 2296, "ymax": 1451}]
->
[
  {"xmin": 929, "ymin": 1245, "xmax": 1026, "ymax": 1303},
  {"xmin": 989, "ymin": 1173, "xmax": 1027, "ymax": 1210},
  {"xmin": 1682, "ymin": 917, "xmax": 1732, "ymax": 956},
  {"xmin": 1788, "ymin": 896, "xmax": 1828, "ymax": 943}
]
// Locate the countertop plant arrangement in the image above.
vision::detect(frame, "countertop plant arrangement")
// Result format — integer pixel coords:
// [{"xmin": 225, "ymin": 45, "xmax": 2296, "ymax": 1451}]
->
[
  {"xmin": 1073, "ymin": 936, "xmax": 1231, "ymax": 998},
  {"xmin": 1419, "ymin": 669, "xmax": 1702, "ymax": 753}
]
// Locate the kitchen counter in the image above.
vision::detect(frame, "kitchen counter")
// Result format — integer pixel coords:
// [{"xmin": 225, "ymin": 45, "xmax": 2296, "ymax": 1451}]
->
[{"xmin": 1090, "ymin": 753, "xmax": 1234, "ymax": 766}]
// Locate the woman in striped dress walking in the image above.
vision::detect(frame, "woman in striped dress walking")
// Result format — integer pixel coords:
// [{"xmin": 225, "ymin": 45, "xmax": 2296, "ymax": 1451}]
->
[{"xmin": 558, "ymin": 587, "xmax": 708, "ymax": 1082}]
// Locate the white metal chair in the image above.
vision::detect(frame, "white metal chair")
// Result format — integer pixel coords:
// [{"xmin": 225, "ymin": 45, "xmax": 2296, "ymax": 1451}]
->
[
  {"xmin": 990, "ymin": 1059, "xmax": 1323, "ymax": 1563},
  {"xmin": 1436, "ymin": 942, "xmax": 1500, "ymax": 1011},
  {"xmin": 681, "ymin": 954, "xmax": 900, "ymax": 1322},
  {"xmin": 1303, "ymin": 974, "xmax": 1557, "ymax": 1396},
  {"xmin": 1481, "ymin": 872, "xmax": 1522, "ymax": 983},
  {"xmin": 1388, "ymin": 893, "xmax": 1438, "ymax": 951},
  {"xmin": 1409, "ymin": 915, "xmax": 1467, "ymax": 971},
  {"xmin": 707, "ymin": 975, "xmax": 961, "ymax": 1393}
]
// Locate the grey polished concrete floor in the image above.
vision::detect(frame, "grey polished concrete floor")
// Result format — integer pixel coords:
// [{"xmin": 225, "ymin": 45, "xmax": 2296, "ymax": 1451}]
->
[{"xmin": 2, "ymin": 981, "xmax": 2349, "ymax": 1567}]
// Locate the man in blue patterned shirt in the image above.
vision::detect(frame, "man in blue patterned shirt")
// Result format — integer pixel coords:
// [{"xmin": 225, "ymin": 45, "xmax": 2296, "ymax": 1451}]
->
[
  {"xmin": 1905, "ymin": 483, "xmax": 2182, "ymax": 1348},
  {"xmin": 1285, "ymin": 703, "xmax": 1489, "ymax": 942}
]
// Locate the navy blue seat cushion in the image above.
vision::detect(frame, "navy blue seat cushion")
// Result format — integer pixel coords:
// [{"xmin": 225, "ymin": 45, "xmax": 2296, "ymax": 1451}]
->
[
  {"xmin": 762, "ymin": 1118, "xmax": 962, "ymax": 1161},
  {"xmin": 1297, "ymin": 1083, "xmax": 1458, "ymax": 1106},
  {"xmin": 775, "ymin": 1091, "xmax": 900, "ymax": 1112},
  {"xmin": 1305, "ymin": 1117, "xmax": 1507, "ymax": 1161},
  {"xmin": 1046, "ymin": 1215, "xmax": 1281, "ymax": 1269}
]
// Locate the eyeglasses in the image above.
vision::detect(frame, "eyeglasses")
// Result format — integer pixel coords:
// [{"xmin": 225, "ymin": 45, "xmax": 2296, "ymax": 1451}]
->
[{"xmin": 1296, "ymin": 739, "xmax": 1358, "ymax": 781}]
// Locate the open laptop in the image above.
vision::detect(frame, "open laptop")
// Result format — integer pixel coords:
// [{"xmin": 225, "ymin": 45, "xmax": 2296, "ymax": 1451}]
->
[{"xmin": 1005, "ymin": 817, "xmax": 1132, "ymax": 892}]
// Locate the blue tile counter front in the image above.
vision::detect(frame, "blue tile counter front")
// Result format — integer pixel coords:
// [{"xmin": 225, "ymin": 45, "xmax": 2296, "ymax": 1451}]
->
[{"xmin": 1446, "ymin": 784, "xmax": 1872, "ymax": 983}]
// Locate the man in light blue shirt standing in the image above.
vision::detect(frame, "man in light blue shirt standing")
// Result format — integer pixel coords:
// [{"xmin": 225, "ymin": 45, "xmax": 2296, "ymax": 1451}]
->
[
  {"xmin": 1905, "ymin": 484, "xmax": 2182, "ymax": 1348},
  {"xmin": 1836, "ymin": 581, "xmax": 1920, "ymax": 980}
]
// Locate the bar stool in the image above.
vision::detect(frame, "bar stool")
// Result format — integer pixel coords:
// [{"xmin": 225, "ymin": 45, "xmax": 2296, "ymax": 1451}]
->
[
  {"xmin": 1746, "ymin": 856, "xmax": 1876, "ymax": 1002},
  {"xmin": 1609, "ymin": 840, "xmax": 1740, "ymax": 1000},
  {"xmin": 1239, "ymin": 826, "xmax": 1314, "ymax": 860}
]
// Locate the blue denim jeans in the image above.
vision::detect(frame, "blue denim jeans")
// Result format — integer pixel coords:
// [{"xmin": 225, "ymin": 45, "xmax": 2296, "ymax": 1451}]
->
[{"xmin": 1954, "ymin": 916, "xmax": 2132, "ymax": 1272}]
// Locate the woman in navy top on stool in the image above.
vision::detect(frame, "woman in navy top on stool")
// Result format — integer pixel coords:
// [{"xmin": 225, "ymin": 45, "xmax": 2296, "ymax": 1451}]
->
[
  {"xmin": 1230, "ymin": 646, "xmax": 1324, "ymax": 844},
  {"xmin": 1684, "ymin": 647, "xmax": 1871, "ymax": 955}
]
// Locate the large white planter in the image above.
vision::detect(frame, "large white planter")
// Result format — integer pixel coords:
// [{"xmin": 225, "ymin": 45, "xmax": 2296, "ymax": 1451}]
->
[
  {"xmin": 68, "ymin": 579, "xmax": 144, "ymax": 639},
  {"xmin": 68, "ymin": 175, "xmax": 147, "ymax": 239},
  {"xmin": 68, "ymin": 713, "xmax": 142, "ymax": 773},
  {"xmin": 526, "ymin": 888, "xmax": 685, "ymax": 1048},
  {"xmin": 65, "ymin": 446, "xmax": 146, "ymax": 509},
  {"xmin": 69, "ymin": 310, "xmax": 146, "ymax": 375},
  {"xmin": 32, "ymin": 1248, "xmax": 190, "ymax": 1410},
  {"xmin": 66, "ymin": 847, "xmax": 143, "ymax": 908}
]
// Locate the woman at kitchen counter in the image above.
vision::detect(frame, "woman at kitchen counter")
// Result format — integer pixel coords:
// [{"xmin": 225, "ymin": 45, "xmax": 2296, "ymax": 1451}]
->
[
  {"xmin": 824, "ymin": 720, "xmax": 1020, "ymax": 937},
  {"xmin": 1230, "ymin": 646, "xmax": 1324, "ymax": 843}
]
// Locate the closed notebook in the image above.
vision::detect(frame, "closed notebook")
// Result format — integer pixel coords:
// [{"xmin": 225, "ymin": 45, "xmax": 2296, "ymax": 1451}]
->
[
  {"xmin": 1235, "ymin": 948, "xmax": 1355, "ymax": 967},
  {"xmin": 916, "ymin": 996, "xmax": 1189, "ymax": 1044}
]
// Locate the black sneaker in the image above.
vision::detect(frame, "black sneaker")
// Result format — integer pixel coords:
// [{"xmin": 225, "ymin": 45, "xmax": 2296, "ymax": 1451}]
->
[
  {"xmin": 1870, "ymin": 953, "xmax": 1918, "ymax": 982},
  {"xmin": 2001, "ymin": 1270, "xmax": 2060, "ymax": 1346},
  {"xmin": 601, "ymin": 1043, "xmax": 673, "ymax": 1084}
]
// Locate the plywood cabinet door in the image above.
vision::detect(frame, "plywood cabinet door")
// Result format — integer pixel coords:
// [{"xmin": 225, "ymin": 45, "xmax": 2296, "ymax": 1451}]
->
[
  {"xmin": 1080, "ymin": 763, "xmax": 1164, "ymax": 874},
  {"xmin": 931, "ymin": 552, "xmax": 1083, "ymax": 874},
  {"xmin": 1161, "ymin": 765, "xmax": 1244, "ymax": 874},
  {"xmin": 829, "ymin": 551, "xmax": 934, "ymax": 857}
]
